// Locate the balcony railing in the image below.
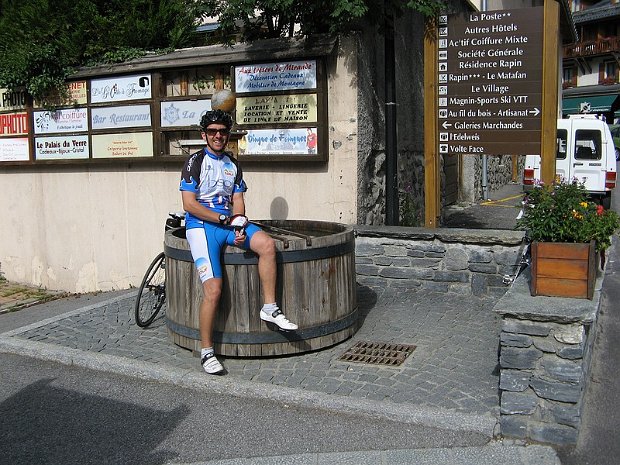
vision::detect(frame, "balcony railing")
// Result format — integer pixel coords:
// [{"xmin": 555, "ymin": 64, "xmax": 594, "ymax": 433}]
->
[{"xmin": 564, "ymin": 36, "xmax": 620, "ymax": 58}]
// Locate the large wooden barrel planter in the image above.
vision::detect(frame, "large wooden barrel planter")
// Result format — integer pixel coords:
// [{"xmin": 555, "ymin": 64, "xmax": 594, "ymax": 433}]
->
[{"xmin": 164, "ymin": 220, "xmax": 358, "ymax": 356}]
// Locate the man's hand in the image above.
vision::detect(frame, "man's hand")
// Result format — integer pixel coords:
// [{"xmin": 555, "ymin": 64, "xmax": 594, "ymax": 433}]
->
[
  {"xmin": 230, "ymin": 215, "xmax": 249, "ymax": 246},
  {"xmin": 229, "ymin": 215, "xmax": 249, "ymax": 231}
]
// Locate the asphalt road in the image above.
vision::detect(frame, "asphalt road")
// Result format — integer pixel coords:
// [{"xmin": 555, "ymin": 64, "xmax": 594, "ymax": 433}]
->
[
  {"xmin": 0, "ymin": 352, "xmax": 489, "ymax": 465},
  {"xmin": 556, "ymin": 182, "xmax": 620, "ymax": 465},
  {"xmin": 442, "ymin": 182, "xmax": 524, "ymax": 230}
]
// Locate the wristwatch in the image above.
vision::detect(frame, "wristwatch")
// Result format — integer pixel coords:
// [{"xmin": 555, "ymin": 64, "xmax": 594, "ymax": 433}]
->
[{"xmin": 218, "ymin": 214, "xmax": 228, "ymax": 225}]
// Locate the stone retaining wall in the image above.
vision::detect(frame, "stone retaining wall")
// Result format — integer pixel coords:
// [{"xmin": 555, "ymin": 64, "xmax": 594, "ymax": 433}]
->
[
  {"xmin": 354, "ymin": 226, "xmax": 526, "ymax": 296},
  {"xmin": 354, "ymin": 226, "xmax": 604, "ymax": 446},
  {"xmin": 493, "ymin": 268, "xmax": 602, "ymax": 445}
]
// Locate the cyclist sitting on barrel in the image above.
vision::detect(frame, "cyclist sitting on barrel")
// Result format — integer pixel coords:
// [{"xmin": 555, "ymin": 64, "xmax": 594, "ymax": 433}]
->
[{"xmin": 179, "ymin": 108, "xmax": 298, "ymax": 375}]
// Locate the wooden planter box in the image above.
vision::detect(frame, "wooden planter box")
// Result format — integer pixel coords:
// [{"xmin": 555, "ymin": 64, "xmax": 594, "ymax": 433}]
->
[{"xmin": 530, "ymin": 241, "xmax": 596, "ymax": 300}]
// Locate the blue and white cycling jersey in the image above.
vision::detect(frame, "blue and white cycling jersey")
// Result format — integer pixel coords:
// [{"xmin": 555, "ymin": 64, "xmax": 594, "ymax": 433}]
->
[{"xmin": 179, "ymin": 148, "xmax": 247, "ymax": 229}]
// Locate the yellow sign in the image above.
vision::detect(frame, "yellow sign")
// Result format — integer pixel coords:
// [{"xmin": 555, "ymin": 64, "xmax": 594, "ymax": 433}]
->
[
  {"xmin": 92, "ymin": 132, "xmax": 154, "ymax": 158},
  {"xmin": 67, "ymin": 81, "xmax": 88, "ymax": 104},
  {"xmin": 33, "ymin": 81, "xmax": 88, "ymax": 108},
  {"xmin": 236, "ymin": 94, "xmax": 317, "ymax": 125}
]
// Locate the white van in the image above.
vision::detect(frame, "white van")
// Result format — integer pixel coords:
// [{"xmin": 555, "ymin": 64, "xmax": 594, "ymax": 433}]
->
[{"xmin": 523, "ymin": 114, "xmax": 617, "ymax": 209}]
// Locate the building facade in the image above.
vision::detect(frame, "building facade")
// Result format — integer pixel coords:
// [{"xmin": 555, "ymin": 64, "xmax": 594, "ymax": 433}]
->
[{"xmin": 562, "ymin": 0, "xmax": 620, "ymax": 123}]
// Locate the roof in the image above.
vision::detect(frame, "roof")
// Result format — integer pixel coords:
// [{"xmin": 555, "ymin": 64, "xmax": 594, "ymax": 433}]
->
[
  {"xmin": 564, "ymin": 83, "xmax": 620, "ymax": 97},
  {"xmin": 559, "ymin": 0, "xmax": 579, "ymax": 44},
  {"xmin": 72, "ymin": 34, "xmax": 338, "ymax": 78},
  {"xmin": 572, "ymin": 2, "xmax": 620, "ymax": 23}
]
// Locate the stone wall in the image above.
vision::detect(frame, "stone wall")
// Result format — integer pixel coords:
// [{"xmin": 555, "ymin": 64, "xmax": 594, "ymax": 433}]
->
[
  {"xmin": 355, "ymin": 1, "xmax": 524, "ymax": 222},
  {"xmin": 462, "ymin": 155, "xmax": 524, "ymax": 203},
  {"xmin": 493, "ymin": 268, "xmax": 601, "ymax": 445},
  {"xmin": 356, "ymin": 9, "xmax": 429, "ymax": 226},
  {"xmin": 354, "ymin": 226, "xmax": 526, "ymax": 296}
]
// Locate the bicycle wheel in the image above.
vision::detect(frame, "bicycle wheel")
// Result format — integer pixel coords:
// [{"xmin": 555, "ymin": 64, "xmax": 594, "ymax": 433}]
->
[{"xmin": 135, "ymin": 252, "xmax": 166, "ymax": 327}]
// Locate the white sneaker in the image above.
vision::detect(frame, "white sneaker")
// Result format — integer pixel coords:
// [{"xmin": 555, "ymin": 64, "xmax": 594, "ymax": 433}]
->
[
  {"xmin": 260, "ymin": 307, "xmax": 298, "ymax": 330},
  {"xmin": 201, "ymin": 353, "xmax": 224, "ymax": 374}
]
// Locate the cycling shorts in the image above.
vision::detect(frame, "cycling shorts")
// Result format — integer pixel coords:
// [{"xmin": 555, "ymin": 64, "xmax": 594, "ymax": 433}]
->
[{"xmin": 185, "ymin": 222, "xmax": 261, "ymax": 282}]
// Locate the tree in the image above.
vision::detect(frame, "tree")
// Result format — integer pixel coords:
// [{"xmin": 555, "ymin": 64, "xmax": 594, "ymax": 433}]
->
[
  {"xmin": 0, "ymin": 0, "xmax": 208, "ymax": 104},
  {"xmin": 203, "ymin": 0, "xmax": 445, "ymax": 41},
  {"xmin": 0, "ymin": 0, "xmax": 445, "ymax": 104}
]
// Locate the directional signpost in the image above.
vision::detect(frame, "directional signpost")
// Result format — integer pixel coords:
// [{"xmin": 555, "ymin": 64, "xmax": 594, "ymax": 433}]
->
[{"xmin": 437, "ymin": 7, "xmax": 544, "ymax": 156}]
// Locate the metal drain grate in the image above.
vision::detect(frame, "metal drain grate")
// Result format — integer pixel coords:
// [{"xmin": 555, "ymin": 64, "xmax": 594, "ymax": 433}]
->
[{"xmin": 338, "ymin": 341, "xmax": 416, "ymax": 367}]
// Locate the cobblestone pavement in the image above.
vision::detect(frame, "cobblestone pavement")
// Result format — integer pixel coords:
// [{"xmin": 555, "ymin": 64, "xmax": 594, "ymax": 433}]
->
[{"xmin": 6, "ymin": 282, "xmax": 501, "ymax": 417}]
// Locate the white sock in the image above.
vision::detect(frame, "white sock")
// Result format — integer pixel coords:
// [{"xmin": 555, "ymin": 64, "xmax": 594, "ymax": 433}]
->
[
  {"xmin": 201, "ymin": 347, "xmax": 214, "ymax": 359},
  {"xmin": 261, "ymin": 303, "xmax": 278, "ymax": 315}
]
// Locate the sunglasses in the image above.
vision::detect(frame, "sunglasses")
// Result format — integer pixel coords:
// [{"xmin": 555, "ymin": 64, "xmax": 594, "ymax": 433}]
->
[{"xmin": 205, "ymin": 128, "xmax": 230, "ymax": 136}]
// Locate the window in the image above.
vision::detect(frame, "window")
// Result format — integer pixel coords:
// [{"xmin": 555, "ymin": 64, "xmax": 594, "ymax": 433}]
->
[
  {"xmin": 599, "ymin": 61, "xmax": 618, "ymax": 84},
  {"xmin": 574, "ymin": 129, "xmax": 602, "ymax": 160},
  {"xmin": 159, "ymin": 66, "xmax": 230, "ymax": 159},
  {"xmin": 563, "ymin": 67, "xmax": 577, "ymax": 87},
  {"xmin": 557, "ymin": 129, "xmax": 568, "ymax": 159}
]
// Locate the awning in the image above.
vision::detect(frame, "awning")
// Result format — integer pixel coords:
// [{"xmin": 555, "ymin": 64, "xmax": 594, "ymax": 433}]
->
[{"xmin": 563, "ymin": 93, "xmax": 619, "ymax": 114}]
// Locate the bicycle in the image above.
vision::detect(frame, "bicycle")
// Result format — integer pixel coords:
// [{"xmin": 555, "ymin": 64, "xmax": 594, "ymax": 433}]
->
[{"xmin": 134, "ymin": 212, "xmax": 185, "ymax": 327}]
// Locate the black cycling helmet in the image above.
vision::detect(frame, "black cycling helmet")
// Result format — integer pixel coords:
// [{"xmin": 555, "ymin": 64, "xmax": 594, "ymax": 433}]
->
[{"xmin": 200, "ymin": 109, "xmax": 233, "ymax": 131}]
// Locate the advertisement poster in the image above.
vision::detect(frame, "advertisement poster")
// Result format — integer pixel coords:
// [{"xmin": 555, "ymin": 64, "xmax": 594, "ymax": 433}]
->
[
  {"xmin": 91, "ymin": 74, "xmax": 152, "ymax": 103},
  {"xmin": 0, "ymin": 88, "xmax": 28, "ymax": 112},
  {"xmin": 92, "ymin": 132, "xmax": 153, "ymax": 158},
  {"xmin": 160, "ymin": 100, "xmax": 211, "ymax": 127},
  {"xmin": 235, "ymin": 60, "xmax": 317, "ymax": 93},
  {"xmin": 236, "ymin": 94, "xmax": 317, "ymax": 125},
  {"xmin": 91, "ymin": 104, "xmax": 151, "ymax": 130},
  {"xmin": 0, "ymin": 112, "xmax": 28, "ymax": 136},
  {"xmin": 35, "ymin": 135, "xmax": 90, "ymax": 160},
  {"xmin": 34, "ymin": 108, "xmax": 88, "ymax": 134},
  {"xmin": 238, "ymin": 128, "xmax": 318, "ymax": 155},
  {"xmin": 68, "ymin": 81, "xmax": 88, "ymax": 104},
  {"xmin": 33, "ymin": 81, "xmax": 88, "ymax": 108},
  {"xmin": 0, "ymin": 138, "xmax": 29, "ymax": 161}
]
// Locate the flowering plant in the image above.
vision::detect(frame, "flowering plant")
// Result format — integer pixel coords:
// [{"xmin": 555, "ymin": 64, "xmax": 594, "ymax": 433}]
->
[{"xmin": 516, "ymin": 179, "xmax": 620, "ymax": 252}]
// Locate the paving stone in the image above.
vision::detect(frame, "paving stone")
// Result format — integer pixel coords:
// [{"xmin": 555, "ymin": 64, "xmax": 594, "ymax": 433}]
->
[
  {"xmin": 502, "ymin": 319, "xmax": 551, "ymax": 336},
  {"xmin": 544, "ymin": 401, "xmax": 581, "ymax": 428},
  {"xmin": 500, "ymin": 415, "xmax": 529, "ymax": 439},
  {"xmin": 528, "ymin": 421, "xmax": 578, "ymax": 445},
  {"xmin": 500, "ymin": 370, "xmax": 532, "ymax": 392},
  {"xmin": 530, "ymin": 377, "xmax": 582, "ymax": 403},
  {"xmin": 6, "ymin": 286, "xmax": 502, "ymax": 418},
  {"xmin": 541, "ymin": 357, "xmax": 583, "ymax": 383},
  {"xmin": 500, "ymin": 332, "xmax": 533, "ymax": 348},
  {"xmin": 500, "ymin": 391, "xmax": 539, "ymax": 414},
  {"xmin": 558, "ymin": 344, "xmax": 584, "ymax": 360},
  {"xmin": 500, "ymin": 346, "xmax": 542, "ymax": 369}
]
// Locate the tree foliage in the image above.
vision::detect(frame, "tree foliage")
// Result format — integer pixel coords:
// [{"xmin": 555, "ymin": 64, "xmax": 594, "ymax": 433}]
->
[
  {"xmin": 0, "ymin": 0, "xmax": 207, "ymax": 104},
  {"xmin": 0, "ymin": 0, "xmax": 445, "ymax": 104},
  {"xmin": 204, "ymin": 0, "xmax": 445, "ymax": 40}
]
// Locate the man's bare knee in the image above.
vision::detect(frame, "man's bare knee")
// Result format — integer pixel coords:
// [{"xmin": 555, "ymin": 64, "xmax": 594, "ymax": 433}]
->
[
  {"xmin": 202, "ymin": 279, "xmax": 222, "ymax": 304},
  {"xmin": 252, "ymin": 232, "xmax": 276, "ymax": 257}
]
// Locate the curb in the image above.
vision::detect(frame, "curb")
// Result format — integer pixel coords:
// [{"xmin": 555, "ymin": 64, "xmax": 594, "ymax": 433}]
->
[
  {"xmin": 164, "ymin": 442, "xmax": 561, "ymax": 465},
  {"xmin": 0, "ymin": 333, "xmax": 498, "ymax": 438}
]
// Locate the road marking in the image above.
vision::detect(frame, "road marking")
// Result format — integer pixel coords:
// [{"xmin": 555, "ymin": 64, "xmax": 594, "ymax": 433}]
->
[{"xmin": 480, "ymin": 193, "xmax": 523, "ymax": 207}]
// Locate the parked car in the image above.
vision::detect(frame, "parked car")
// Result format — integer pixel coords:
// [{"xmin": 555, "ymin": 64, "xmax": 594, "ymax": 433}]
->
[
  {"xmin": 610, "ymin": 124, "xmax": 620, "ymax": 161},
  {"xmin": 523, "ymin": 115, "xmax": 617, "ymax": 209}
]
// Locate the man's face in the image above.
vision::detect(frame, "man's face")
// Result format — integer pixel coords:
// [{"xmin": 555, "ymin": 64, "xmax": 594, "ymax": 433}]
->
[{"xmin": 202, "ymin": 124, "xmax": 230, "ymax": 153}]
